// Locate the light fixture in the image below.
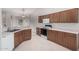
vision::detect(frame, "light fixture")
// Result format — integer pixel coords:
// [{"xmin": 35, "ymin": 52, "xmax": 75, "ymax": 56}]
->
[
  {"xmin": 21, "ymin": 8, "xmax": 29, "ymax": 19},
  {"xmin": 22, "ymin": 8, "xmax": 25, "ymax": 18}
]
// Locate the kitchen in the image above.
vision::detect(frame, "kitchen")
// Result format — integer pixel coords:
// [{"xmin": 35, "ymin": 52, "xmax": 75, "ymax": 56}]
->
[{"xmin": 0, "ymin": 8, "xmax": 79, "ymax": 51}]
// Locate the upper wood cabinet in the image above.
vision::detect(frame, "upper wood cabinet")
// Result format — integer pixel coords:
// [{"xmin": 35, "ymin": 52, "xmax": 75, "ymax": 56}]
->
[
  {"xmin": 38, "ymin": 8, "xmax": 79, "ymax": 23},
  {"xmin": 38, "ymin": 16, "xmax": 43, "ymax": 23},
  {"xmin": 50, "ymin": 12, "xmax": 60, "ymax": 23},
  {"xmin": 59, "ymin": 9, "xmax": 78, "ymax": 23}
]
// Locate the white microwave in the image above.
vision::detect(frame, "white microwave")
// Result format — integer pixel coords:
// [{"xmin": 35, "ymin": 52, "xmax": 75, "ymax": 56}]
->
[{"xmin": 43, "ymin": 18, "xmax": 49, "ymax": 23}]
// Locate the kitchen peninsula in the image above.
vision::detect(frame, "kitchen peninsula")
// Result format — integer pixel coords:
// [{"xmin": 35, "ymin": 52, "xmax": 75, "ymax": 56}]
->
[{"xmin": 2, "ymin": 28, "xmax": 31, "ymax": 51}]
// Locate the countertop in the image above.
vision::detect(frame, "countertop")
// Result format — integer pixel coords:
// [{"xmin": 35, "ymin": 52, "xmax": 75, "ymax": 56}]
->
[
  {"xmin": 10, "ymin": 28, "xmax": 31, "ymax": 33},
  {"xmin": 51, "ymin": 28, "xmax": 79, "ymax": 34},
  {"xmin": 37, "ymin": 27, "xmax": 79, "ymax": 34},
  {"xmin": 2, "ymin": 28, "xmax": 31, "ymax": 38}
]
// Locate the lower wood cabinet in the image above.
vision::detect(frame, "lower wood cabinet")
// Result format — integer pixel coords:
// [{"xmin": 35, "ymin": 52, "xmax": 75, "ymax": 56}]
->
[
  {"xmin": 14, "ymin": 29, "xmax": 31, "ymax": 48},
  {"xmin": 23, "ymin": 29, "xmax": 31, "ymax": 41},
  {"xmin": 63, "ymin": 32, "xmax": 77, "ymax": 50},
  {"xmin": 47, "ymin": 30, "xmax": 58, "ymax": 43},
  {"xmin": 14, "ymin": 32, "xmax": 20, "ymax": 48},
  {"xmin": 47, "ymin": 30, "xmax": 77, "ymax": 51}
]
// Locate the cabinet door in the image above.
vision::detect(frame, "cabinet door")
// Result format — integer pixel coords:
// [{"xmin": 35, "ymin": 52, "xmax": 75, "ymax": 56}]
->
[
  {"xmin": 50, "ymin": 13, "xmax": 60, "ymax": 23},
  {"xmin": 19, "ymin": 31, "xmax": 24, "ymax": 44},
  {"xmin": 26, "ymin": 29, "xmax": 31, "ymax": 40},
  {"xmin": 63, "ymin": 32, "xmax": 77, "ymax": 50},
  {"xmin": 38, "ymin": 16, "xmax": 43, "ymax": 23},
  {"xmin": 47, "ymin": 30, "xmax": 58, "ymax": 43},
  {"xmin": 14, "ymin": 32, "xmax": 20, "ymax": 48},
  {"xmin": 23, "ymin": 30, "xmax": 27, "ymax": 41},
  {"xmin": 60, "ymin": 9, "xmax": 78, "ymax": 23},
  {"xmin": 60, "ymin": 11, "xmax": 67, "ymax": 23},
  {"xmin": 57, "ymin": 31, "xmax": 63, "ymax": 45},
  {"xmin": 66, "ymin": 9, "xmax": 78, "ymax": 23},
  {"xmin": 24, "ymin": 29, "xmax": 31, "ymax": 41}
]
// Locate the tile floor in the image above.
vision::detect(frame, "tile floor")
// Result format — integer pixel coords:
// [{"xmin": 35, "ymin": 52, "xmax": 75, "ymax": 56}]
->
[{"xmin": 15, "ymin": 33, "xmax": 70, "ymax": 51}]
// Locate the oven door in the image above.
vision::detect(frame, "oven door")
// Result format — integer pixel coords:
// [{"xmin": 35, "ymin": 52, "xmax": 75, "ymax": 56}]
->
[{"xmin": 41, "ymin": 28, "xmax": 47, "ymax": 36}]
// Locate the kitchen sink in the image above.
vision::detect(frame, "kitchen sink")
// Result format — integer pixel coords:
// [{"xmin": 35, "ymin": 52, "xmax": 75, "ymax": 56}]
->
[{"xmin": 6, "ymin": 29, "xmax": 20, "ymax": 32}]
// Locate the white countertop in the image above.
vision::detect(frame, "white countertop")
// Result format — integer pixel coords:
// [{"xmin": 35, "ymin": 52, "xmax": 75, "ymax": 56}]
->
[
  {"xmin": 50, "ymin": 28, "xmax": 79, "ymax": 34},
  {"xmin": 37, "ymin": 27, "xmax": 79, "ymax": 34},
  {"xmin": 11, "ymin": 28, "xmax": 31, "ymax": 33},
  {"xmin": 2, "ymin": 28, "xmax": 31, "ymax": 38}
]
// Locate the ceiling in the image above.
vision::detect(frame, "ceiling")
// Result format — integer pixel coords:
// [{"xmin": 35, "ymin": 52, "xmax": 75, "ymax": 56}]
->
[
  {"xmin": 3, "ymin": 8, "xmax": 40, "ymax": 16},
  {"xmin": 2, "ymin": 8, "xmax": 71, "ymax": 17}
]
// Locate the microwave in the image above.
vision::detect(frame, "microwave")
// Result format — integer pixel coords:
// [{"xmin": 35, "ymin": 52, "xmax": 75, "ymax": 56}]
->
[{"xmin": 43, "ymin": 18, "xmax": 49, "ymax": 23}]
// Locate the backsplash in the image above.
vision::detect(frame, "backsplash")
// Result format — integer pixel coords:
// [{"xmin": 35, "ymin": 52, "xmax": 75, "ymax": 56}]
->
[
  {"xmin": 37, "ymin": 23, "xmax": 79, "ymax": 30},
  {"xmin": 52, "ymin": 23, "xmax": 79, "ymax": 30}
]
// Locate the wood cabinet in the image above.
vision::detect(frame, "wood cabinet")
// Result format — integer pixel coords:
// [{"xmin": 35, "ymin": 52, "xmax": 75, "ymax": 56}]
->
[
  {"xmin": 23, "ymin": 29, "xmax": 31, "ymax": 41},
  {"xmin": 57, "ymin": 31, "xmax": 63, "ymax": 45},
  {"xmin": 59, "ymin": 11, "xmax": 68, "ymax": 23},
  {"xmin": 38, "ymin": 8, "xmax": 78, "ymax": 23},
  {"xmin": 63, "ymin": 32, "xmax": 77, "ymax": 50},
  {"xmin": 59, "ymin": 9, "xmax": 78, "ymax": 23},
  {"xmin": 47, "ymin": 30, "xmax": 58, "ymax": 43},
  {"xmin": 67, "ymin": 9, "xmax": 78, "ymax": 23},
  {"xmin": 38, "ymin": 16, "xmax": 43, "ymax": 23},
  {"xmin": 36, "ymin": 28, "xmax": 41, "ymax": 36},
  {"xmin": 50, "ymin": 8, "xmax": 78, "ymax": 23},
  {"xmin": 47, "ymin": 30, "xmax": 77, "ymax": 50},
  {"xmin": 14, "ymin": 29, "xmax": 31, "ymax": 48},
  {"xmin": 50, "ymin": 12, "xmax": 60, "ymax": 23},
  {"xmin": 14, "ymin": 32, "xmax": 20, "ymax": 48}
]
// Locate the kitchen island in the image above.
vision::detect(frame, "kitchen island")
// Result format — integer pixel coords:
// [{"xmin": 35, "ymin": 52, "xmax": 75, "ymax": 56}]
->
[{"xmin": 1, "ymin": 29, "xmax": 32, "ymax": 51}]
